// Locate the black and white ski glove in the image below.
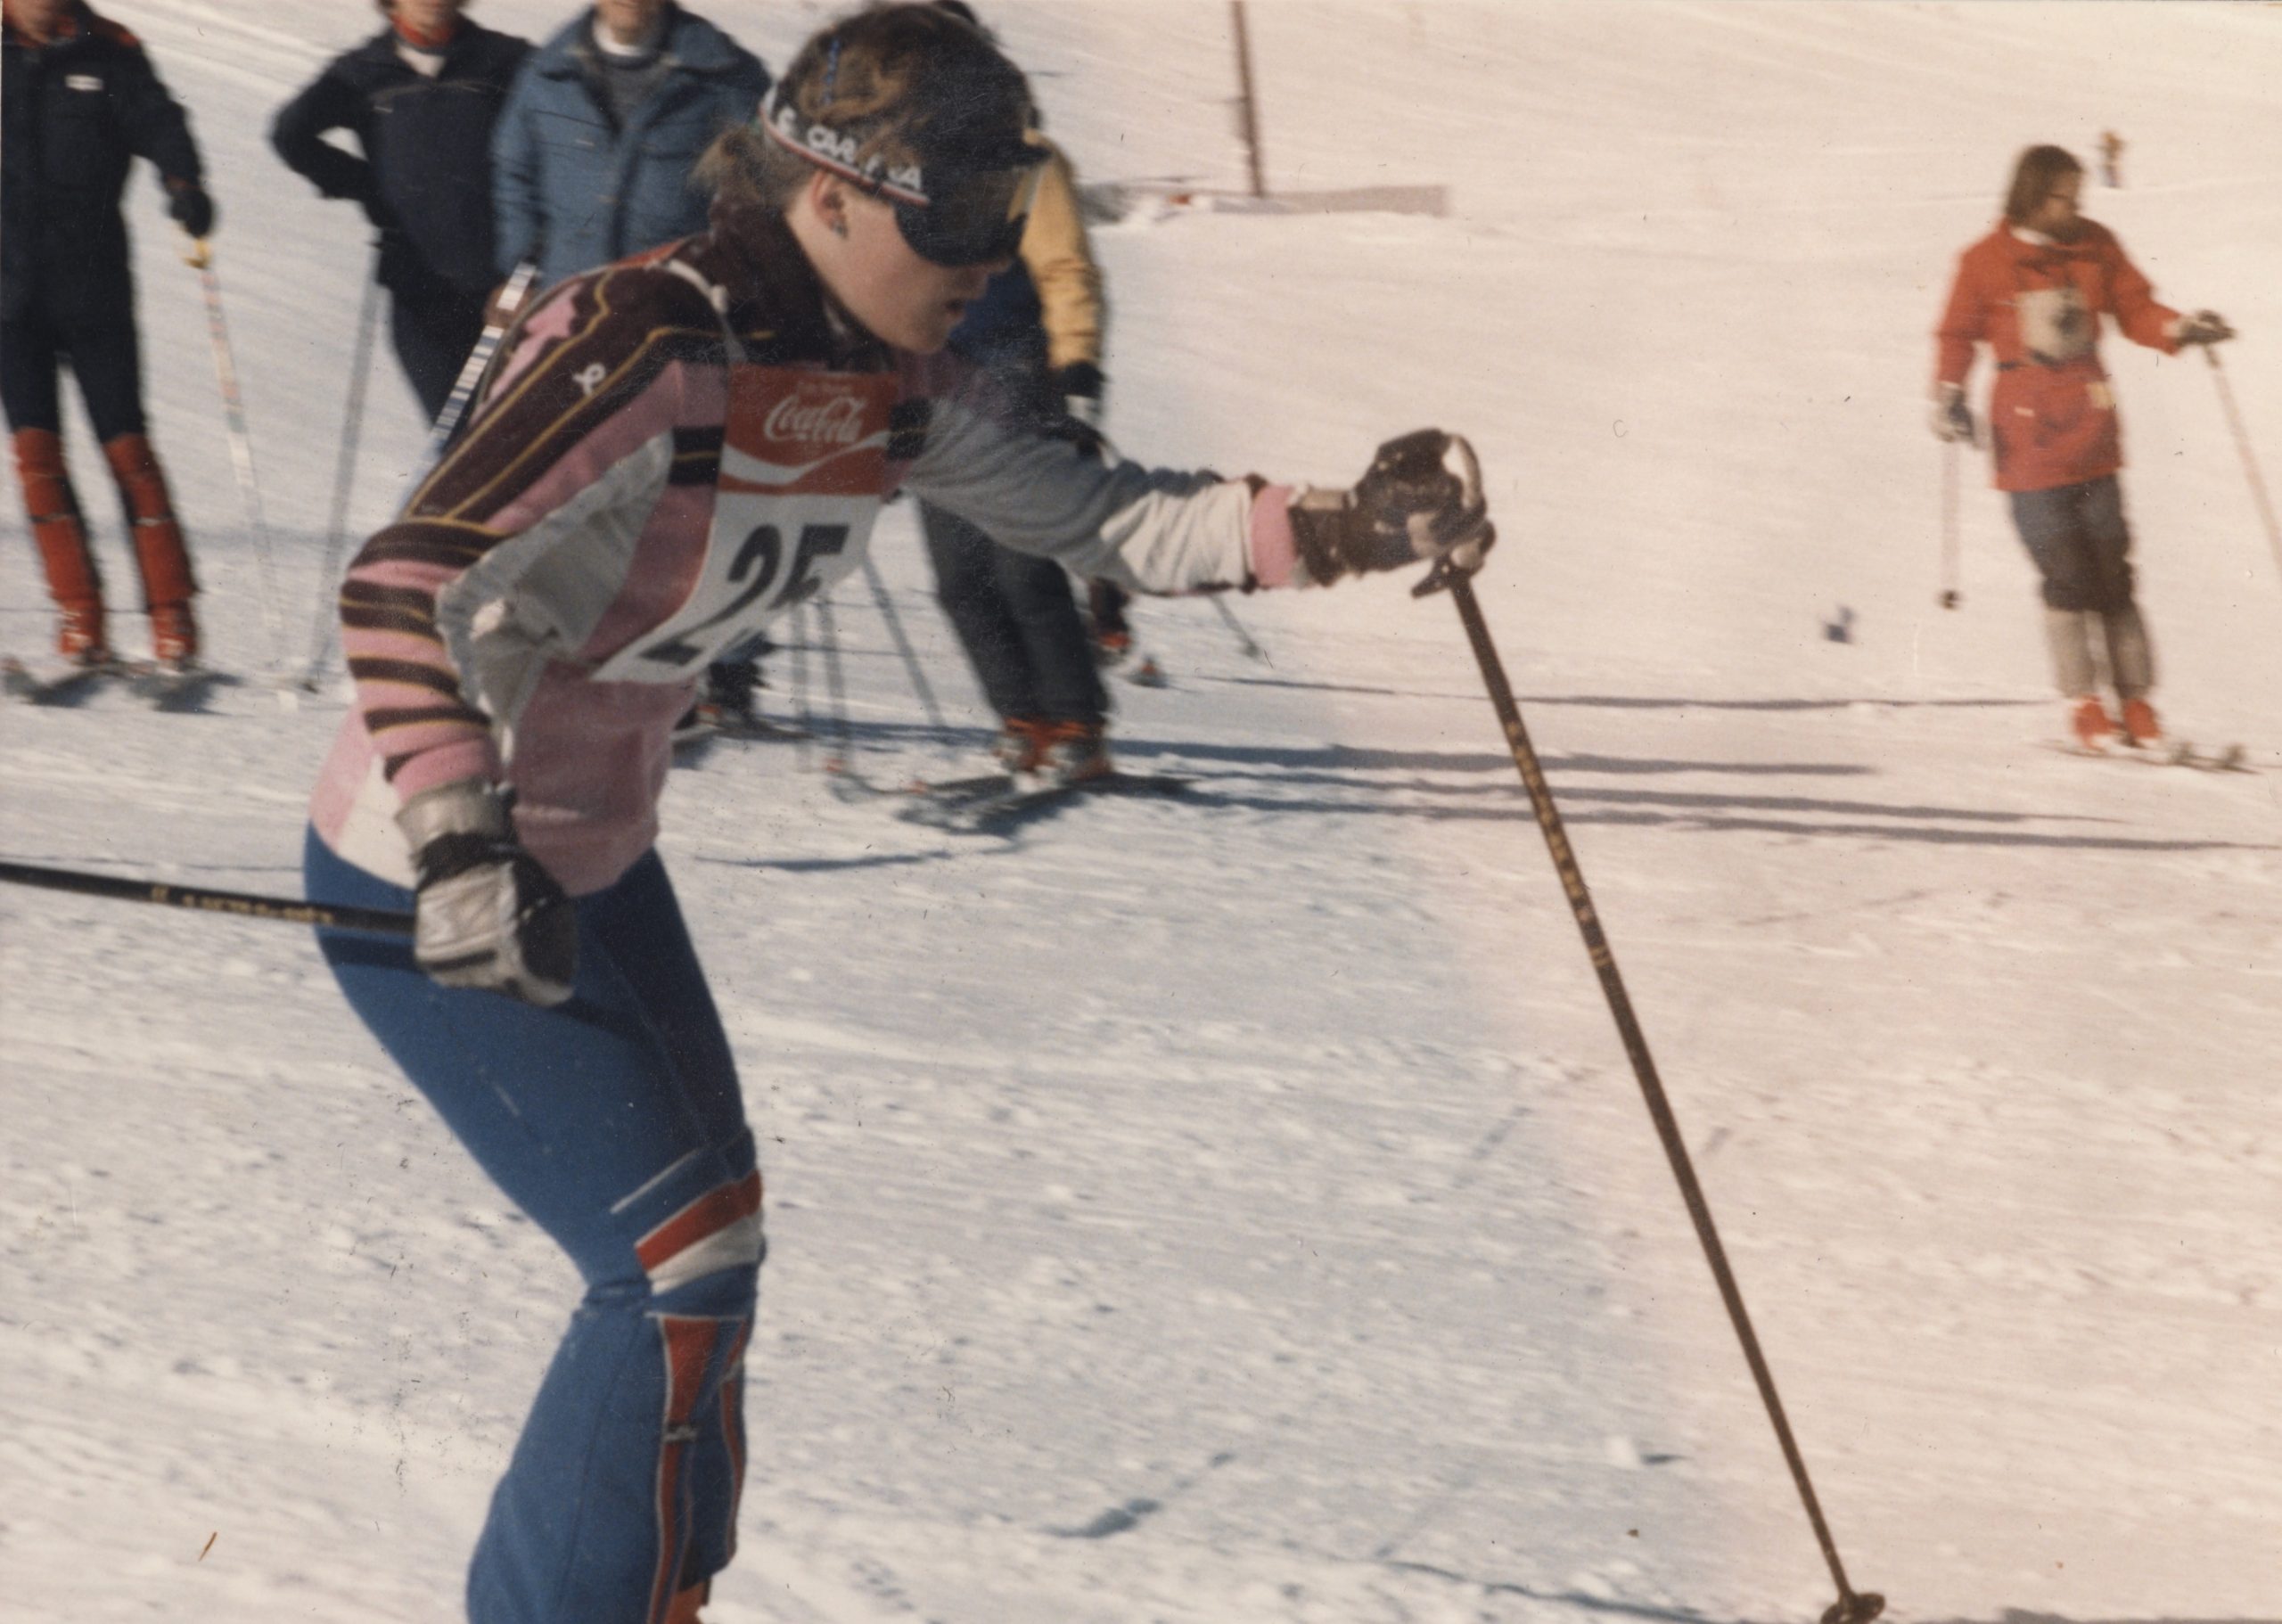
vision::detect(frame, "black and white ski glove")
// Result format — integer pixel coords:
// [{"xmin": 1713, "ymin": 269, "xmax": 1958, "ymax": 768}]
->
[
  {"xmin": 398, "ymin": 782, "xmax": 577, "ymax": 1006},
  {"xmin": 2174, "ymin": 309, "xmax": 2235, "ymax": 347},
  {"xmin": 1929, "ymin": 383, "xmax": 1977, "ymax": 446},
  {"xmin": 1288, "ymin": 429, "xmax": 1496, "ymax": 586},
  {"xmin": 1051, "ymin": 362, "xmax": 1106, "ymax": 431}
]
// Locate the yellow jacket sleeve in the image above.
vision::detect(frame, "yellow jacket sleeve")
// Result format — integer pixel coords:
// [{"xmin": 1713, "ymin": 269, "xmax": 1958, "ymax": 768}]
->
[{"xmin": 1020, "ymin": 140, "xmax": 1106, "ymax": 374}]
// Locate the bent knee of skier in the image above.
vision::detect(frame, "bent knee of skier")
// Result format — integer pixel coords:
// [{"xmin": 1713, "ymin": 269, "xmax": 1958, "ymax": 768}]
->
[{"xmin": 585, "ymin": 1147, "xmax": 767, "ymax": 1318}]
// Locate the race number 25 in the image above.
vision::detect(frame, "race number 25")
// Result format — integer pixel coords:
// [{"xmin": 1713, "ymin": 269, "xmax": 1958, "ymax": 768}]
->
[{"xmin": 633, "ymin": 521, "xmax": 848, "ymax": 673}]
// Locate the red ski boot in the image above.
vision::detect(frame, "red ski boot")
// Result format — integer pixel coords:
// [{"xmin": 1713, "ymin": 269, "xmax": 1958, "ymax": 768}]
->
[
  {"xmin": 2068, "ymin": 695, "xmax": 2118, "ymax": 752},
  {"xmin": 1033, "ymin": 719, "xmax": 1113, "ymax": 786}
]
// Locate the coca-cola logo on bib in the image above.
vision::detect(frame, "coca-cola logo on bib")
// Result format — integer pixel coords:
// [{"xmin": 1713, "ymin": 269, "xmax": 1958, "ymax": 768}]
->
[{"xmin": 762, "ymin": 381, "xmax": 869, "ymax": 455}]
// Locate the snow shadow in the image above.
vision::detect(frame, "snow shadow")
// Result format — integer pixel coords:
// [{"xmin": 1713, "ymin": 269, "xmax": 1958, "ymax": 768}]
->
[
  {"xmin": 1933, "ymin": 1613, "xmax": 2282, "ymax": 1624},
  {"xmin": 698, "ymin": 848, "xmax": 968, "ymax": 876},
  {"xmin": 1047, "ymin": 1450, "xmax": 1236, "ymax": 1540},
  {"xmin": 1373, "ymin": 1560, "xmax": 1780, "ymax": 1624},
  {"xmin": 1110, "ymin": 736, "xmax": 1875, "ymax": 781},
  {"xmin": 1088, "ymin": 739, "xmax": 2277, "ymax": 853},
  {"xmin": 1211, "ymin": 675, "xmax": 2048, "ymax": 715}
]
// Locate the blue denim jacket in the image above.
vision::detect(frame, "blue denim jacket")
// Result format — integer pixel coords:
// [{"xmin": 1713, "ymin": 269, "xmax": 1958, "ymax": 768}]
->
[{"xmin": 491, "ymin": 4, "xmax": 767, "ymax": 285}]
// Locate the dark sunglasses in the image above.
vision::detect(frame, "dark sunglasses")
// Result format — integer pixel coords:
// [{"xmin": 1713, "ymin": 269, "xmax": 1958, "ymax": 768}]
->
[{"xmin": 893, "ymin": 162, "xmax": 1041, "ymax": 267}]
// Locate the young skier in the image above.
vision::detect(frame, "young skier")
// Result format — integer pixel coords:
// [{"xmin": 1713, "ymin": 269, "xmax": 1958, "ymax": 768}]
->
[
  {"xmin": 2, "ymin": 0, "xmax": 211, "ymax": 668},
  {"xmin": 1931, "ymin": 143, "xmax": 2233, "ymax": 750},
  {"xmin": 300, "ymin": 7, "xmax": 1493, "ymax": 1621}
]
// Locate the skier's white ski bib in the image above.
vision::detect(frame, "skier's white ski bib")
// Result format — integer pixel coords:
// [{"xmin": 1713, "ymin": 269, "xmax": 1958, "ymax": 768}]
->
[{"xmin": 595, "ymin": 366, "xmax": 896, "ymax": 682}]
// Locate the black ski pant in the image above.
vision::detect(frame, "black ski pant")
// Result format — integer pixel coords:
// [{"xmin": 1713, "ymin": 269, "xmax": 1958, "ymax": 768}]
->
[
  {"xmin": 2007, "ymin": 474, "xmax": 2135, "ymax": 612},
  {"xmin": 1, "ymin": 296, "xmax": 148, "ymax": 440},
  {"xmin": 388, "ymin": 283, "xmax": 490, "ymax": 424},
  {"xmin": 1088, "ymin": 577, "xmax": 1131, "ymax": 638},
  {"xmin": 919, "ymin": 498, "xmax": 1106, "ymax": 728}
]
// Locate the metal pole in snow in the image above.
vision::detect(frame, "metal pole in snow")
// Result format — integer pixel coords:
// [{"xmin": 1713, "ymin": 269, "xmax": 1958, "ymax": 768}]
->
[
  {"xmin": 1230, "ymin": 2, "xmax": 1268, "ymax": 200},
  {"xmin": 2204, "ymin": 347, "xmax": 2282, "ymax": 587}
]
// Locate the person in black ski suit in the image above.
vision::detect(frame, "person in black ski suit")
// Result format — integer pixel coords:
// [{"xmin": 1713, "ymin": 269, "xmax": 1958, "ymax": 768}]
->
[
  {"xmin": 915, "ymin": 1, "xmax": 1117, "ymax": 783},
  {"xmin": 2, "ymin": 0, "xmax": 209, "ymax": 666},
  {"xmin": 272, "ymin": 0, "xmax": 531, "ymax": 422}
]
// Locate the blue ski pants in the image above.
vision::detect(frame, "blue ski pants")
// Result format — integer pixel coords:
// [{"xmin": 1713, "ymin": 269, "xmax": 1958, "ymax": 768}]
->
[{"xmin": 305, "ymin": 829, "xmax": 762, "ymax": 1624}]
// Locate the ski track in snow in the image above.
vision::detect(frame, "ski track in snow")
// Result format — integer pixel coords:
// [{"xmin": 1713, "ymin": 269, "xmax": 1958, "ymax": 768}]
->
[{"xmin": 4, "ymin": 4, "xmax": 2281, "ymax": 1622}]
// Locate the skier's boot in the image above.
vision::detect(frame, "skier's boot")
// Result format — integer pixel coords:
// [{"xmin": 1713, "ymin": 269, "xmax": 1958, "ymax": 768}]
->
[
  {"xmin": 2120, "ymin": 697, "xmax": 2162, "ymax": 749},
  {"xmin": 662, "ymin": 1579, "xmax": 710, "ymax": 1624},
  {"xmin": 670, "ymin": 701, "xmax": 710, "ymax": 748},
  {"xmin": 2069, "ymin": 694, "xmax": 2118, "ymax": 751},
  {"xmin": 13, "ymin": 428, "xmax": 110, "ymax": 663},
  {"xmin": 993, "ymin": 715, "xmax": 1046, "ymax": 774},
  {"xmin": 57, "ymin": 603, "xmax": 111, "ymax": 666},
  {"xmin": 103, "ymin": 433, "xmax": 198, "ymax": 666},
  {"xmin": 149, "ymin": 603, "xmax": 201, "ymax": 671},
  {"xmin": 1091, "ymin": 627, "xmax": 1133, "ymax": 668},
  {"xmin": 1034, "ymin": 718, "xmax": 1113, "ymax": 787},
  {"xmin": 698, "ymin": 656, "xmax": 763, "ymax": 732}
]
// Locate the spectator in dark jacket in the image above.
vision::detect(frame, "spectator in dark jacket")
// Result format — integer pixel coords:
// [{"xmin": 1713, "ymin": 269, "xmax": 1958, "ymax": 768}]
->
[
  {"xmin": 2, "ymin": 0, "xmax": 209, "ymax": 667},
  {"xmin": 915, "ymin": 2, "xmax": 1120, "ymax": 783},
  {"xmin": 272, "ymin": 0, "xmax": 530, "ymax": 421},
  {"xmin": 491, "ymin": 0, "xmax": 768, "ymax": 288}
]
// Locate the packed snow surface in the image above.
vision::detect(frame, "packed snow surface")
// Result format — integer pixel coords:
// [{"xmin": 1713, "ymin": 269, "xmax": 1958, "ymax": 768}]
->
[{"xmin": 4, "ymin": 4, "xmax": 2278, "ymax": 1621}]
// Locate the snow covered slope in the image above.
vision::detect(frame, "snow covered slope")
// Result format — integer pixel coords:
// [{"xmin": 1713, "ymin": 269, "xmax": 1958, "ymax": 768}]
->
[{"xmin": 4, "ymin": 4, "xmax": 2278, "ymax": 1621}]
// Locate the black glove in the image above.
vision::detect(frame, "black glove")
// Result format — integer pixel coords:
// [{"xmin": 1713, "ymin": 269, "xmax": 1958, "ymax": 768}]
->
[
  {"xmin": 1051, "ymin": 361, "xmax": 1105, "ymax": 431},
  {"xmin": 1288, "ymin": 429, "xmax": 1496, "ymax": 586},
  {"xmin": 166, "ymin": 180, "xmax": 216, "ymax": 240},
  {"xmin": 398, "ymin": 783, "xmax": 577, "ymax": 1005},
  {"xmin": 1930, "ymin": 383, "xmax": 1977, "ymax": 446},
  {"xmin": 2175, "ymin": 309, "xmax": 2235, "ymax": 347}
]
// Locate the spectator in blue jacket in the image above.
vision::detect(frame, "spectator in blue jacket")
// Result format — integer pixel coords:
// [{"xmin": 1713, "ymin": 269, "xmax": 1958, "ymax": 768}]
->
[{"xmin": 490, "ymin": 0, "xmax": 767, "ymax": 289}]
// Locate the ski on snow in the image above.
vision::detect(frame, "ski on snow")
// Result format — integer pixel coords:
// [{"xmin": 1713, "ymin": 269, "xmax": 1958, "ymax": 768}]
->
[
  {"xmin": 2040, "ymin": 738, "xmax": 2252, "ymax": 773},
  {"xmin": 126, "ymin": 663, "xmax": 232, "ymax": 712},
  {"xmin": 3, "ymin": 656, "xmax": 232, "ymax": 712},
  {"xmin": 896, "ymin": 769, "xmax": 1195, "ymax": 833},
  {"xmin": 3, "ymin": 655, "xmax": 118, "ymax": 707}
]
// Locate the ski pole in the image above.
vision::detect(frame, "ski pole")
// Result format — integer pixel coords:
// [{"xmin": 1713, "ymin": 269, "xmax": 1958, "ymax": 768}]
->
[
  {"xmin": 1938, "ymin": 439, "xmax": 1962, "ymax": 610},
  {"xmin": 297, "ymin": 243, "xmax": 384, "ymax": 690},
  {"xmin": 2204, "ymin": 347, "xmax": 2282, "ymax": 586},
  {"xmin": 860, "ymin": 554, "xmax": 952, "ymax": 746},
  {"xmin": 815, "ymin": 591, "xmax": 858, "ymax": 777},
  {"xmin": 0, "ymin": 858, "xmax": 412, "ymax": 937},
  {"xmin": 786, "ymin": 601, "xmax": 816, "ymax": 773},
  {"xmin": 1441, "ymin": 569, "xmax": 1884, "ymax": 1624},
  {"xmin": 303, "ymin": 262, "xmax": 538, "ymax": 689},
  {"xmin": 1209, "ymin": 592, "xmax": 1270, "ymax": 664},
  {"xmin": 424, "ymin": 260, "xmax": 537, "ymax": 463},
  {"xmin": 187, "ymin": 241, "xmax": 288, "ymax": 671}
]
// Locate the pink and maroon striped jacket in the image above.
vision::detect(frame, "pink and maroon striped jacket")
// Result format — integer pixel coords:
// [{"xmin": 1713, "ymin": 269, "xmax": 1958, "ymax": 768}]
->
[{"xmin": 310, "ymin": 209, "xmax": 1309, "ymax": 894}]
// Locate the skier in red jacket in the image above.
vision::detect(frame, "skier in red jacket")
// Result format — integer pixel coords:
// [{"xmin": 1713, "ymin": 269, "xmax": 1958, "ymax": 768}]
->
[{"xmin": 1931, "ymin": 144, "xmax": 2233, "ymax": 750}]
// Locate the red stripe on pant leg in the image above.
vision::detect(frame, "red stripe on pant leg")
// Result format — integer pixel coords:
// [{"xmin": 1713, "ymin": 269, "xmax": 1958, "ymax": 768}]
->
[
  {"xmin": 635, "ymin": 1170, "xmax": 762, "ymax": 1278},
  {"xmin": 718, "ymin": 1320, "xmax": 752, "ymax": 1555},
  {"xmin": 648, "ymin": 1316, "xmax": 721, "ymax": 1624}
]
